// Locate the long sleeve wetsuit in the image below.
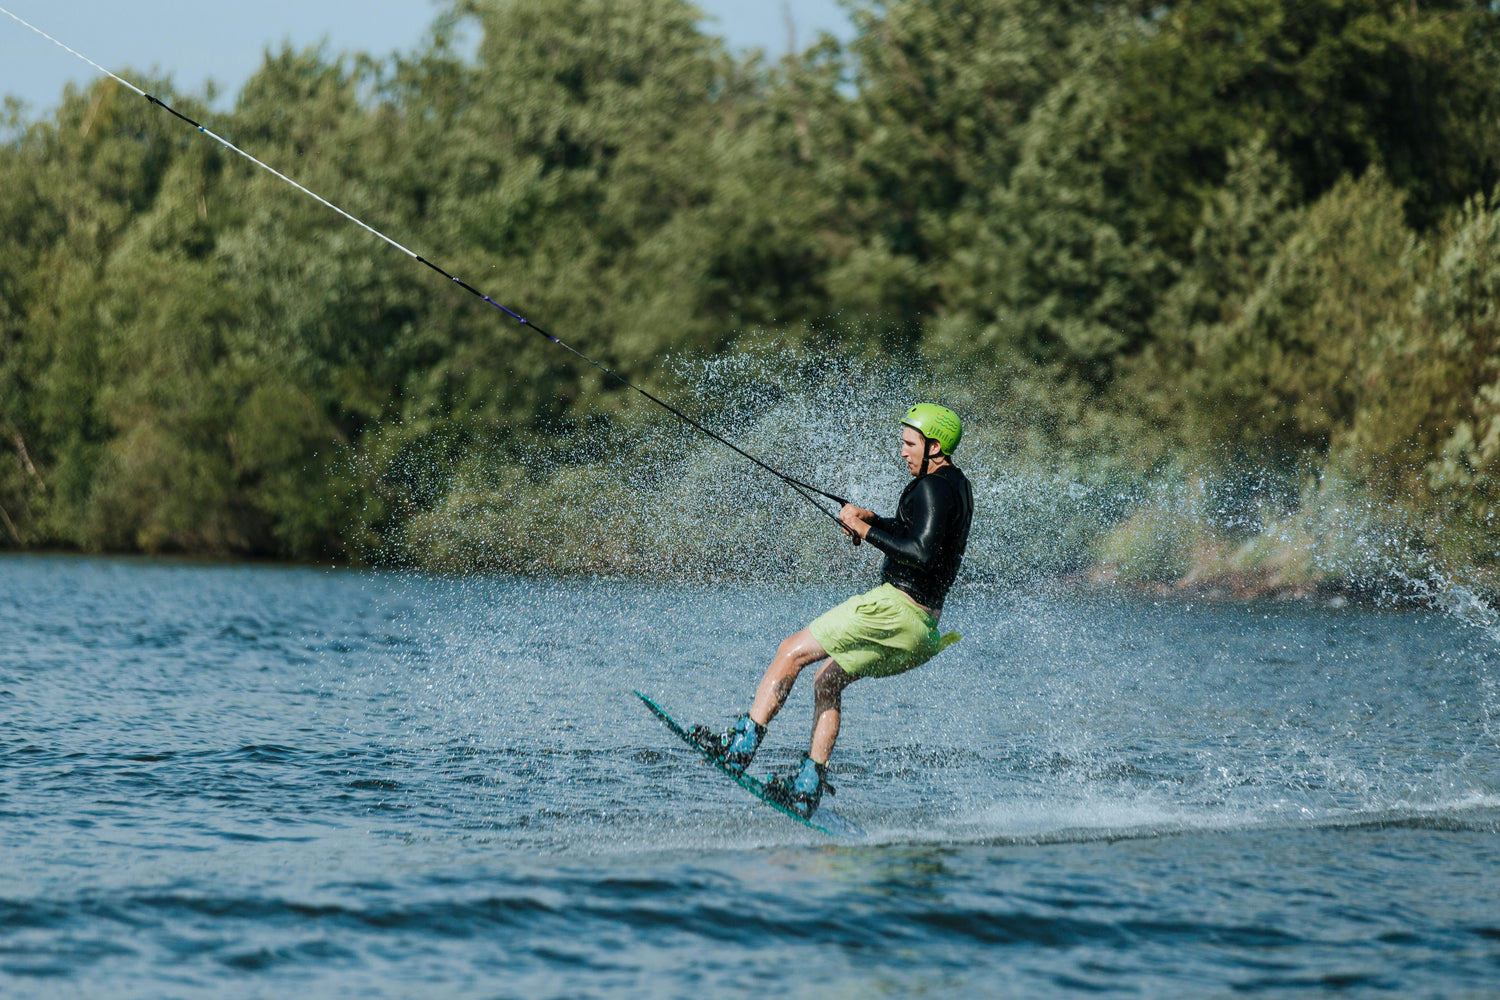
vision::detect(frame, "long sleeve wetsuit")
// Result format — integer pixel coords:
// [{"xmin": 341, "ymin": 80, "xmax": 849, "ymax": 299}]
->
[{"xmin": 863, "ymin": 464, "xmax": 974, "ymax": 610}]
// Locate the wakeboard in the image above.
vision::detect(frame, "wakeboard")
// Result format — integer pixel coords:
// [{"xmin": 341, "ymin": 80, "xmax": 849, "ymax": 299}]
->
[{"xmin": 634, "ymin": 690, "xmax": 866, "ymax": 840}]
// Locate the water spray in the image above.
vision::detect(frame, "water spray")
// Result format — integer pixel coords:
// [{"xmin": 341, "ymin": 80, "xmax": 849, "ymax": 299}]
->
[{"xmin": 0, "ymin": 6, "xmax": 857, "ymax": 532}]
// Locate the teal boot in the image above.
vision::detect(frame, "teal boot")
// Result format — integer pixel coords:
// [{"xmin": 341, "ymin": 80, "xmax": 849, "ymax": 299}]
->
[
  {"xmin": 764, "ymin": 754, "xmax": 833, "ymax": 817},
  {"xmin": 688, "ymin": 714, "xmax": 764, "ymax": 775}
]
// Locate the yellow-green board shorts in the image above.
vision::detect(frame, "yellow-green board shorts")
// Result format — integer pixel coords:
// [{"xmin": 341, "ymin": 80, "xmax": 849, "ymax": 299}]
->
[{"xmin": 807, "ymin": 583, "xmax": 962, "ymax": 679}]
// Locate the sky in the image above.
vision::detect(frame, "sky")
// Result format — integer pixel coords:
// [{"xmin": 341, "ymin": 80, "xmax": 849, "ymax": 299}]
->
[{"xmin": 0, "ymin": 1, "xmax": 855, "ymax": 119}]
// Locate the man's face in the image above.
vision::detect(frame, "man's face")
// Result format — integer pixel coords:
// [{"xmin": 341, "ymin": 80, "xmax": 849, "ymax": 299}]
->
[{"xmin": 900, "ymin": 426, "xmax": 937, "ymax": 476}]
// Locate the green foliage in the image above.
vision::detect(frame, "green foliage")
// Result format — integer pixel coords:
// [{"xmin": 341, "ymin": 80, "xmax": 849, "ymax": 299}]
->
[
  {"xmin": 1396, "ymin": 188, "xmax": 1500, "ymax": 571},
  {"xmin": 933, "ymin": 39, "xmax": 1175, "ymax": 384},
  {"xmin": 1120, "ymin": 0, "xmax": 1500, "ymax": 242},
  {"xmin": 1187, "ymin": 169, "xmax": 1414, "ymax": 460},
  {"xmin": 2, "ymin": 0, "xmax": 1499, "ymax": 591}
]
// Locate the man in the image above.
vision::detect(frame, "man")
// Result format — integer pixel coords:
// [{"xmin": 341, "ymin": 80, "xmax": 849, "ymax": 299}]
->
[{"xmin": 691, "ymin": 403, "xmax": 974, "ymax": 817}]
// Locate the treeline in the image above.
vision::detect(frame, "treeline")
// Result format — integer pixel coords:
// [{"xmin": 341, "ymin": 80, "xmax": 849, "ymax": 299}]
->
[{"xmin": 1, "ymin": 0, "xmax": 1498, "ymax": 591}]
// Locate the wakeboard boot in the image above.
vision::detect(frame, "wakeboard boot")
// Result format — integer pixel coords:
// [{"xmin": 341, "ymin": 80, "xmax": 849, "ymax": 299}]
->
[
  {"xmin": 688, "ymin": 714, "xmax": 764, "ymax": 775},
  {"xmin": 763, "ymin": 754, "xmax": 834, "ymax": 818}
]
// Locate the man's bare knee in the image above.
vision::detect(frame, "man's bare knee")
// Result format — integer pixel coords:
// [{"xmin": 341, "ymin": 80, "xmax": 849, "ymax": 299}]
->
[
  {"xmin": 775, "ymin": 634, "xmax": 802, "ymax": 662},
  {"xmin": 777, "ymin": 629, "xmax": 827, "ymax": 669}
]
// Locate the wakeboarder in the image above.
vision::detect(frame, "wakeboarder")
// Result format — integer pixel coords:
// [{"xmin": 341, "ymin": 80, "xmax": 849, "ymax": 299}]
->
[{"xmin": 690, "ymin": 404, "xmax": 975, "ymax": 816}]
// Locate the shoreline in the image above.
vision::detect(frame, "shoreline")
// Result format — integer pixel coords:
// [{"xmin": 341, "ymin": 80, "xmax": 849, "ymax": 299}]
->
[{"xmin": 3, "ymin": 547, "xmax": 1481, "ymax": 609}]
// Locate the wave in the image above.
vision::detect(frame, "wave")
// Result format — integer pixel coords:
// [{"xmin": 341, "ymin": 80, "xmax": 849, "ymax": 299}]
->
[{"xmin": 859, "ymin": 790, "xmax": 1500, "ymax": 849}]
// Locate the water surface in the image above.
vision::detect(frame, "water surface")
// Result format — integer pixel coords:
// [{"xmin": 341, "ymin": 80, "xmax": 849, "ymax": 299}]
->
[{"xmin": 3, "ymin": 555, "xmax": 1498, "ymax": 997}]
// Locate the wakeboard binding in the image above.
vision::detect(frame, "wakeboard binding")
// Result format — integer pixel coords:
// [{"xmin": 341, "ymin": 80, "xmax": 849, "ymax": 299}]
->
[
  {"xmin": 688, "ymin": 714, "xmax": 765, "ymax": 776},
  {"xmin": 763, "ymin": 754, "xmax": 834, "ymax": 818}
]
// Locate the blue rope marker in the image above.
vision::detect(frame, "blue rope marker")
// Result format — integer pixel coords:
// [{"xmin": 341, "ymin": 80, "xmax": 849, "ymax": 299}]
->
[{"xmin": 0, "ymin": 5, "xmax": 853, "ymax": 525}]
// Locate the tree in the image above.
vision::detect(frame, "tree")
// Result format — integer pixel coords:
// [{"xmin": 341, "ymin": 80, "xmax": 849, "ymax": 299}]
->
[{"xmin": 1120, "ymin": 0, "xmax": 1500, "ymax": 245}]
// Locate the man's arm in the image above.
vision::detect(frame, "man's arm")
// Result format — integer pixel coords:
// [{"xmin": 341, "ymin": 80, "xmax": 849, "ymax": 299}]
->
[{"xmin": 862, "ymin": 477, "xmax": 953, "ymax": 569}]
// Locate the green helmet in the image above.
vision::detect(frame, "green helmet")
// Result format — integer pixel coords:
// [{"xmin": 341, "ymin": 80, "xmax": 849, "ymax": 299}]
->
[{"xmin": 901, "ymin": 403, "xmax": 962, "ymax": 455}]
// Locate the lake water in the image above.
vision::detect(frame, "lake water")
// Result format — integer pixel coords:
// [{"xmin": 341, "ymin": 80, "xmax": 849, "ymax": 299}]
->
[{"xmin": 3, "ymin": 554, "xmax": 1499, "ymax": 998}]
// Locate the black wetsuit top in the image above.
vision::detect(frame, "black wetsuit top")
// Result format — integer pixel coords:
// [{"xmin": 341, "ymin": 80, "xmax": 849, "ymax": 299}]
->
[{"xmin": 863, "ymin": 464, "xmax": 974, "ymax": 611}]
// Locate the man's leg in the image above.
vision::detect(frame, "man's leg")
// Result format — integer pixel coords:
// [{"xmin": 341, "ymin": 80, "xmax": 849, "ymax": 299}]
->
[
  {"xmin": 763, "ymin": 658, "xmax": 857, "ymax": 815},
  {"xmin": 747, "ymin": 627, "xmax": 830, "ymax": 727},
  {"xmin": 808, "ymin": 659, "xmax": 859, "ymax": 764},
  {"xmin": 690, "ymin": 627, "xmax": 827, "ymax": 773}
]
